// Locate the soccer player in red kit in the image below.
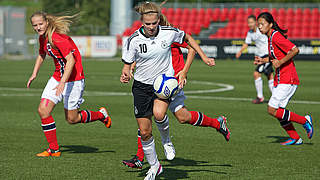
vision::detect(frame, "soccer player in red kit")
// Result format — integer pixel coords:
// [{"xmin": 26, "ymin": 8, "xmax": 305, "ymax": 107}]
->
[
  {"xmin": 122, "ymin": 12, "xmax": 230, "ymax": 169},
  {"xmin": 27, "ymin": 12, "xmax": 111, "ymax": 157},
  {"xmin": 257, "ymin": 12, "xmax": 313, "ymax": 145}
]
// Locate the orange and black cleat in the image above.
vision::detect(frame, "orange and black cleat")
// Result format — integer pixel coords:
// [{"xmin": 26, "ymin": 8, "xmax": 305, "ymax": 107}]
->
[
  {"xmin": 99, "ymin": 107, "xmax": 112, "ymax": 128},
  {"xmin": 36, "ymin": 149, "xmax": 61, "ymax": 157}
]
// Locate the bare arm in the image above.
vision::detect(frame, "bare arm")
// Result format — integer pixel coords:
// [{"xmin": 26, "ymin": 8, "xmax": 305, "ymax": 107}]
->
[
  {"xmin": 236, "ymin": 43, "xmax": 248, "ymax": 59},
  {"xmin": 184, "ymin": 34, "xmax": 215, "ymax": 66},
  {"xmin": 27, "ymin": 54, "xmax": 46, "ymax": 88},
  {"xmin": 272, "ymin": 47, "xmax": 299, "ymax": 69},
  {"xmin": 54, "ymin": 52, "xmax": 75, "ymax": 96},
  {"xmin": 120, "ymin": 63, "xmax": 132, "ymax": 83},
  {"xmin": 176, "ymin": 45, "xmax": 196, "ymax": 88}
]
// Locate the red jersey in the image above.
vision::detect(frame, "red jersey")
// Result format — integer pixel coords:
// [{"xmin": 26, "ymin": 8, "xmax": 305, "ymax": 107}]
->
[
  {"xmin": 39, "ymin": 32, "xmax": 84, "ymax": 82},
  {"xmin": 171, "ymin": 42, "xmax": 188, "ymax": 75},
  {"xmin": 268, "ymin": 30, "xmax": 299, "ymax": 86}
]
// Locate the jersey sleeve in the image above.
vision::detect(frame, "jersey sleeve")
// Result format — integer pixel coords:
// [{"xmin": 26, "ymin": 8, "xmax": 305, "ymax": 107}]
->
[
  {"xmin": 121, "ymin": 38, "xmax": 136, "ymax": 64},
  {"xmin": 172, "ymin": 42, "xmax": 188, "ymax": 48},
  {"xmin": 245, "ymin": 32, "xmax": 252, "ymax": 44},
  {"xmin": 273, "ymin": 32, "xmax": 295, "ymax": 54},
  {"xmin": 38, "ymin": 36, "xmax": 45, "ymax": 55},
  {"xmin": 172, "ymin": 28, "xmax": 186, "ymax": 44},
  {"xmin": 53, "ymin": 34, "xmax": 73, "ymax": 58}
]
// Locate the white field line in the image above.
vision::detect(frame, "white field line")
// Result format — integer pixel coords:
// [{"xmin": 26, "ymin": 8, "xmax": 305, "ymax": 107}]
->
[{"xmin": 0, "ymin": 81, "xmax": 319, "ymax": 105}]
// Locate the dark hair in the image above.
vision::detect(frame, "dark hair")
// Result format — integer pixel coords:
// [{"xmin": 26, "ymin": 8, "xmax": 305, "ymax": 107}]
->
[
  {"xmin": 247, "ymin": 15, "xmax": 256, "ymax": 21},
  {"xmin": 257, "ymin": 12, "xmax": 288, "ymax": 38}
]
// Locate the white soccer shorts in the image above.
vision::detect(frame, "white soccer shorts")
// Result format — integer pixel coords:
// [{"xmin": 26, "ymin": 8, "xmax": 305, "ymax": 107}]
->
[
  {"xmin": 169, "ymin": 89, "xmax": 186, "ymax": 113},
  {"xmin": 268, "ymin": 84, "xmax": 297, "ymax": 109},
  {"xmin": 41, "ymin": 77, "xmax": 85, "ymax": 110}
]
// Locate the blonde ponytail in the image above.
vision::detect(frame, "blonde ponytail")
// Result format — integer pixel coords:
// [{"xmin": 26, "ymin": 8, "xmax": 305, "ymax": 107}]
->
[{"xmin": 30, "ymin": 11, "xmax": 78, "ymax": 48}]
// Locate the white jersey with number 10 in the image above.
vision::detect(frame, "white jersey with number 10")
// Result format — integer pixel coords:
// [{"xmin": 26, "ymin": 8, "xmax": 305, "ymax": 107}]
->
[{"xmin": 122, "ymin": 26, "xmax": 185, "ymax": 85}]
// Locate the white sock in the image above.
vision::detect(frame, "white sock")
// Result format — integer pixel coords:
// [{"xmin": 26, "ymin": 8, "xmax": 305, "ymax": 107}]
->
[
  {"xmin": 255, "ymin": 77, "xmax": 263, "ymax": 98},
  {"xmin": 155, "ymin": 115, "xmax": 170, "ymax": 144},
  {"xmin": 141, "ymin": 136, "xmax": 159, "ymax": 167},
  {"xmin": 268, "ymin": 79, "xmax": 274, "ymax": 93}
]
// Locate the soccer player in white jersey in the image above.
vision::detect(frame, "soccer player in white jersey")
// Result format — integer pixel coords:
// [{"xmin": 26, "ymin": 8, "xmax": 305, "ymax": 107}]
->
[
  {"xmin": 120, "ymin": 2, "xmax": 229, "ymax": 180},
  {"xmin": 122, "ymin": 14, "xmax": 230, "ymax": 169},
  {"xmin": 236, "ymin": 15, "xmax": 274, "ymax": 104}
]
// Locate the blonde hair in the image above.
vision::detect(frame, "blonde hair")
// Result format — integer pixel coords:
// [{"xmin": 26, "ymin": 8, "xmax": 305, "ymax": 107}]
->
[
  {"xmin": 135, "ymin": 1, "xmax": 171, "ymax": 26},
  {"xmin": 30, "ymin": 11, "xmax": 78, "ymax": 48}
]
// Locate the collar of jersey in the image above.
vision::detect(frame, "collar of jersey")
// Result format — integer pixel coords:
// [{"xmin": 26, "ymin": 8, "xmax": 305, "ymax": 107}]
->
[{"xmin": 139, "ymin": 26, "xmax": 160, "ymax": 38}]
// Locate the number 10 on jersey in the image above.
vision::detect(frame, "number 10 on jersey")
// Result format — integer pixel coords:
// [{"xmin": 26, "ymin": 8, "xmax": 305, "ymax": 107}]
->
[{"xmin": 139, "ymin": 44, "xmax": 147, "ymax": 53}]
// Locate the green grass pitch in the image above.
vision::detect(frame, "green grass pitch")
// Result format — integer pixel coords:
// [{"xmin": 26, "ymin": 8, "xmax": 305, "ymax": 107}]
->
[{"xmin": 0, "ymin": 59, "xmax": 319, "ymax": 179}]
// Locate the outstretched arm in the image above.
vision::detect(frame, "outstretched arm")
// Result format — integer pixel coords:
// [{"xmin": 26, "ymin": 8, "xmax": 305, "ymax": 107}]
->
[
  {"xmin": 176, "ymin": 45, "xmax": 196, "ymax": 88},
  {"xmin": 184, "ymin": 34, "xmax": 215, "ymax": 67},
  {"xmin": 27, "ymin": 54, "xmax": 46, "ymax": 88},
  {"xmin": 236, "ymin": 43, "xmax": 248, "ymax": 59}
]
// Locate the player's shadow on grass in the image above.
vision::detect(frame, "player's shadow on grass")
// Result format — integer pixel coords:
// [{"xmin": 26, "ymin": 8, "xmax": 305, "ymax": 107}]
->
[
  {"xmin": 60, "ymin": 145, "xmax": 116, "ymax": 153},
  {"xmin": 131, "ymin": 157, "xmax": 231, "ymax": 179},
  {"xmin": 266, "ymin": 136, "xmax": 314, "ymax": 145}
]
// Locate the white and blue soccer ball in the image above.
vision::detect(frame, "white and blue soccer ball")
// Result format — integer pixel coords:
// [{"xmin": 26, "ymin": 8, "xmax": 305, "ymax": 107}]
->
[{"xmin": 153, "ymin": 74, "xmax": 179, "ymax": 99}]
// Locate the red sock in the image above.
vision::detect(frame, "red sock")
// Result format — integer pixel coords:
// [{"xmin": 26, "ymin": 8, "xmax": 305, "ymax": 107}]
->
[
  {"xmin": 136, "ymin": 129, "xmax": 144, "ymax": 161},
  {"xmin": 282, "ymin": 122, "xmax": 300, "ymax": 139},
  {"xmin": 188, "ymin": 111, "xmax": 220, "ymax": 129},
  {"xmin": 41, "ymin": 116, "xmax": 59, "ymax": 150},
  {"xmin": 80, "ymin": 110, "xmax": 104, "ymax": 123},
  {"xmin": 276, "ymin": 108, "xmax": 307, "ymax": 125}
]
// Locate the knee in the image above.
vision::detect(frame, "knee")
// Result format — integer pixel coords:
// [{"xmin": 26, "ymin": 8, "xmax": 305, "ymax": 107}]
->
[
  {"xmin": 177, "ymin": 115, "xmax": 189, "ymax": 124},
  {"xmin": 269, "ymin": 73, "xmax": 274, "ymax": 80},
  {"xmin": 140, "ymin": 129, "xmax": 152, "ymax": 141},
  {"xmin": 268, "ymin": 106, "xmax": 277, "ymax": 117},
  {"xmin": 253, "ymin": 71, "xmax": 260, "ymax": 79},
  {"xmin": 38, "ymin": 105, "xmax": 50, "ymax": 119},
  {"xmin": 153, "ymin": 110, "xmax": 166, "ymax": 122},
  {"xmin": 175, "ymin": 111, "xmax": 191, "ymax": 124},
  {"xmin": 66, "ymin": 115, "xmax": 78, "ymax": 124}
]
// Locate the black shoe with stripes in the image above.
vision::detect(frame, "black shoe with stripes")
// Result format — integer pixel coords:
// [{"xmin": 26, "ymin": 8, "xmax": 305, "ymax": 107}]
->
[
  {"xmin": 217, "ymin": 116, "xmax": 230, "ymax": 142},
  {"xmin": 122, "ymin": 155, "xmax": 143, "ymax": 169}
]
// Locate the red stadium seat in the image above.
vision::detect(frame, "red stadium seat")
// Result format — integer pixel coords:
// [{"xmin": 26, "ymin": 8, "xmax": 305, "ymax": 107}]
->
[
  {"xmin": 238, "ymin": 8, "xmax": 245, "ymax": 16},
  {"xmin": 271, "ymin": 8, "xmax": 278, "ymax": 17},
  {"xmin": 287, "ymin": 8, "xmax": 294, "ymax": 16},
  {"xmin": 278, "ymin": 8, "xmax": 286, "ymax": 16},
  {"xmin": 254, "ymin": 8, "xmax": 261, "ymax": 17},
  {"xmin": 167, "ymin": 8, "xmax": 174, "ymax": 16},
  {"xmin": 220, "ymin": 8, "xmax": 228, "ymax": 21},
  {"xmin": 193, "ymin": 26, "xmax": 201, "ymax": 35},
  {"xmin": 212, "ymin": 8, "xmax": 220, "ymax": 21},
  {"xmin": 199, "ymin": 8, "xmax": 205, "ymax": 16},
  {"xmin": 303, "ymin": 8, "xmax": 312, "ymax": 17},
  {"xmin": 175, "ymin": 8, "xmax": 182, "ymax": 16},
  {"xmin": 206, "ymin": 8, "xmax": 213, "ymax": 16},
  {"xmin": 229, "ymin": 8, "xmax": 237, "ymax": 20},
  {"xmin": 246, "ymin": 8, "xmax": 253, "ymax": 16},
  {"xmin": 295, "ymin": 8, "xmax": 302, "ymax": 16},
  {"xmin": 202, "ymin": 18, "xmax": 211, "ymax": 28},
  {"xmin": 312, "ymin": 8, "xmax": 319, "ymax": 16},
  {"xmin": 191, "ymin": 8, "xmax": 198, "ymax": 16},
  {"xmin": 261, "ymin": 8, "xmax": 269, "ymax": 13},
  {"xmin": 183, "ymin": 8, "xmax": 190, "ymax": 16}
]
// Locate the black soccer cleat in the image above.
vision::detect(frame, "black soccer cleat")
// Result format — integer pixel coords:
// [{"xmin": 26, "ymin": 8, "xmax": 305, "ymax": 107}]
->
[
  {"xmin": 217, "ymin": 116, "xmax": 230, "ymax": 142},
  {"xmin": 122, "ymin": 155, "xmax": 143, "ymax": 169}
]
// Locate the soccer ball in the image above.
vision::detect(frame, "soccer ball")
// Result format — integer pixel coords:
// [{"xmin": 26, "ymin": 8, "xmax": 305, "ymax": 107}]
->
[{"xmin": 153, "ymin": 74, "xmax": 179, "ymax": 99}]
